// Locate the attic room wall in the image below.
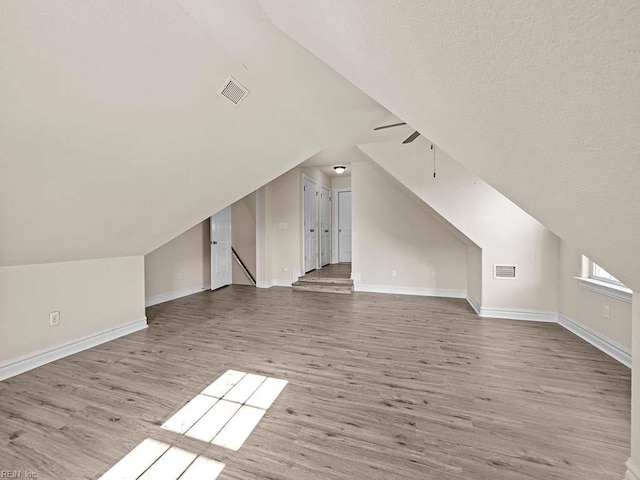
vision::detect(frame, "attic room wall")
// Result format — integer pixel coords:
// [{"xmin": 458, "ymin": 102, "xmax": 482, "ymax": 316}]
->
[
  {"xmin": 258, "ymin": 164, "xmax": 353, "ymax": 285},
  {"xmin": 331, "ymin": 175, "xmax": 351, "ymax": 190},
  {"xmin": 467, "ymin": 245, "xmax": 482, "ymax": 305},
  {"xmin": 265, "ymin": 167, "xmax": 302, "ymax": 285},
  {"xmin": 559, "ymin": 239, "xmax": 631, "ymax": 351},
  {"xmin": 360, "ymin": 140, "xmax": 560, "ymax": 317},
  {"xmin": 144, "ymin": 221, "xmax": 211, "ymax": 306},
  {"xmin": 0, "ymin": 257, "xmax": 145, "ymax": 379},
  {"xmin": 256, "ymin": 186, "xmax": 270, "ymax": 287},
  {"xmin": 351, "ymin": 162, "xmax": 467, "ymax": 295},
  {"xmin": 300, "ymin": 166, "xmax": 331, "ymax": 190},
  {"xmin": 260, "ymin": 0, "xmax": 640, "ymax": 294}
]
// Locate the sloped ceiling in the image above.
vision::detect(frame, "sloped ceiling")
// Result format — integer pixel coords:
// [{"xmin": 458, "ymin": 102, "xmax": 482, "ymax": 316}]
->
[
  {"xmin": 260, "ymin": 0, "xmax": 640, "ymax": 290},
  {"xmin": 0, "ymin": 0, "xmax": 398, "ymax": 266}
]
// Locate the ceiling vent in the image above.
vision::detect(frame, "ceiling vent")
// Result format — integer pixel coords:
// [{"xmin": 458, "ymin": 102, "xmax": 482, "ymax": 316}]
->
[
  {"xmin": 218, "ymin": 76, "xmax": 249, "ymax": 106},
  {"xmin": 494, "ymin": 264, "xmax": 518, "ymax": 279}
]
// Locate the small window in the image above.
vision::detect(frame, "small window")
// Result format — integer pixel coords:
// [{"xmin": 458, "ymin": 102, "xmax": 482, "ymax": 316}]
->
[
  {"xmin": 590, "ymin": 260, "xmax": 626, "ymax": 287},
  {"xmin": 579, "ymin": 256, "xmax": 631, "ymax": 303}
]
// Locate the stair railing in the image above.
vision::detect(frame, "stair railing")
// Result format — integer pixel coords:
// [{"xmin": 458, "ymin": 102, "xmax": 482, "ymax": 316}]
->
[{"xmin": 231, "ymin": 247, "xmax": 256, "ymax": 286}]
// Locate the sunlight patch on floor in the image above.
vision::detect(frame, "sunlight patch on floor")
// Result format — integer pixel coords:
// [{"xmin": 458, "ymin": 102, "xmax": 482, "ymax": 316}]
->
[
  {"xmin": 98, "ymin": 439, "xmax": 224, "ymax": 480},
  {"xmin": 161, "ymin": 370, "xmax": 288, "ymax": 451}
]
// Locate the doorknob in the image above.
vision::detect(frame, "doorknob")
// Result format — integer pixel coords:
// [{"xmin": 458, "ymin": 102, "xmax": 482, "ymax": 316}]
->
[
  {"xmin": 339, "ymin": 229, "xmax": 342, "ymax": 232},
  {"xmin": 325, "ymin": 230, "xmax": 329, "ymax": 233},
  {"xmin": 212, "ymin": 240, "xmax": 218, "ymax": 245},
  {"xmin": 310, "ymin": 229, "xmax": 315, "ymax": 232}
]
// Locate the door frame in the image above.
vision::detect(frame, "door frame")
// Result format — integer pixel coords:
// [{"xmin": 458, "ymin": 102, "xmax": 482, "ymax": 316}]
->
[
  {"xmin": 302, "ymin": 174, "xmax": 319, "ymax": 273},
  {"xmin": 332, "ymin": 187, "xmax": 351, "ymax": 264},
  {"xmin": 210, "ymin": 206, "xmax": 232, "ymax": 290},
  {"xmin": 255, "ymin": 188, "xmax": 262, "ymax": 287}
]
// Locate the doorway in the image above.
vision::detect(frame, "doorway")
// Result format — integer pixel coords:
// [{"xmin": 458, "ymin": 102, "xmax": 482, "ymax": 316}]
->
[
  {"xmin": 210, "ymin": 206, "xmax": 232, "ymax": 290},
  {"xmin": 338, "ymin": 190, "xmax": 352, "ymax": 263}
]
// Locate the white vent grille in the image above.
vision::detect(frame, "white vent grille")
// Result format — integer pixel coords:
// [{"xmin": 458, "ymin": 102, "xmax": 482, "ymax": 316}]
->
[
  {"xmin": 218, "ymin": 76, "xmax": 249, "ymax": 105},
  {"xmin": 494, "ymin": 264, "xmax": 518, "ymax": 279}
]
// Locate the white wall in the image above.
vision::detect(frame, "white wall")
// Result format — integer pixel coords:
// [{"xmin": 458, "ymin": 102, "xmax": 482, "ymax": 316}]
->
[
  {"xmin": 0, "ymin": 257, "xmax": 145, "ymax": 377},
  {"xmin": 331, "ymin": 175, "xmax": 351, "ymax": 190},
  {"xmin": 258, "ymin": 165, "xmax": 337, "ymax": 285},
  {"xmin": 1, "ymin": 1, "xmax": 399, "ymax": 269},
  {"xmin": 144, "ymin": 194, "xmax": 257, "ymax": 295},
  {"xmin": 351, "ymin": 162, "xmax": 467, "ymax": 295},
  {"xmin": 144, "ymin": 221, "xmax": 210, "ymax": 305},
  {"xmin": 300, "ymin": 166, "xmax": 331, "ymax": 190},
  {"xmin": 265, "ymin": 168, "xmax": 302, "ymax": 285},
  {"xmin": 559, "ymin": 239, "xmax": 631, "ymax": 350},
  {"xmin": 360, "ymin": 140, "xmax": 560, "ymax": 316},
  {"xmin": 466, "ymin": 245, "xmax": 482, "ymax": 305},
  {"xmin": 262, "ymin": 0, "xmax": 640, "ymax": 293},
  {"xmin": 231, "ymin": 192, "xmax": 257, "ymax": 285},
  {"xmin": 257, "ymin": 186, "xmax": 270, "ymax": 287}
]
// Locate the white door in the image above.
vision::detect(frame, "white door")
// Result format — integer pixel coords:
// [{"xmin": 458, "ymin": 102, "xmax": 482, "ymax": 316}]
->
[
  {"xmin": 210, "ymin": 206, "xmax": 232, "ymax": 290},
  {"xmin": 320, "ymin": 185, "xmax": 331, "ymax": 267},
  {"xmin": 338, "ymin": 191, "xmax": 352, "ymax": 263},
  {"xmin": 303, "ymin": 176, "xmax": 318, "ymax": 273}
]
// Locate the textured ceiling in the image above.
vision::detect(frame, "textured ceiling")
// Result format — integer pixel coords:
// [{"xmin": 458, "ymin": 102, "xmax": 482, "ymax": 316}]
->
[
  {"xmin": 261, "ymin": 0, "xmax": 640, "ymax": 290},
  {"xmin": 0, "ymin": 0, "xmax": 397, "ymax": 266}
]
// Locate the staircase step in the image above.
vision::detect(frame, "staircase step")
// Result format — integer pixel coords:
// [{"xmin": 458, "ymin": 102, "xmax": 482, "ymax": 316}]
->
[
  {"xmin": 292, "ymin": 281, "xmax": 353, "ymax": 294},
  {"xmin": 296, "ymin": 276, "xmax": 353, "ymax": 285}
]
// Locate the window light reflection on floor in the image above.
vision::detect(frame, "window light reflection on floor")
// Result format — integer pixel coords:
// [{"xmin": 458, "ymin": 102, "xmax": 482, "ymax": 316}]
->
[
  {"xmin": 98, "ymin": 438, "xmax": 225, "ymax": 480},
  {"xmin": 161, "ymin": 370, "xmax": 288, "ymax": 451}
]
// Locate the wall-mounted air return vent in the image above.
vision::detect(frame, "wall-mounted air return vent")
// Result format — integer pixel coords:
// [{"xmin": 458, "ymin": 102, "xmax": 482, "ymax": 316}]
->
[
  {"xmin": 218, "ymin": 76, "xmax": 249, "ymax": 106},
  {"xmin": 494, "ymin": 264, "xmax": 518, "ymax": 279}
]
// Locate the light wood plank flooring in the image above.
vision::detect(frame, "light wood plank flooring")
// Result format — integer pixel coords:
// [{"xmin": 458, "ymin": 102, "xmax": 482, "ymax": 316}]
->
[
  {"xmin": 0, "ymin": 286, "xmax": 630, "ymax": 479},
  {"xmin": 301, "ymin": 263, "xmax": 351, "ymax": 280}
]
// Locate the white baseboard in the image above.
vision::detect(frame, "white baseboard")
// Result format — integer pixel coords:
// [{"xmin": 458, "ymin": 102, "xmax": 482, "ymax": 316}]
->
[
  {"xmin": 466, "ymin": 296, "xmax": 631, "ymax": 367},
  {"xmin": 558, "ymin": 313, "xmax": 631, "ymax": 368},
  {"xmin": 0, "ymin": 318, "xmax": 148, "ymax": 381},
  {"xmin": 480, "ymin": 307, "xmax": 557, "ymax": 323},
  {"xmin": 145, "ymin": 283, "xmax": 211, "ymax": 307},
  {"xmin": 293, "ymin": 269, "xmax": 301, "ymax": 282},
  {"xmin": 466, "ymin": 296, "xmax": 557, "ymax": 323},
  {"xmin": 466, "ymin": 295, "xmax": 481, "ymax": 315},
  {"xmin": 351, "ymin": 273, "xmax": 466, "ymax": 298},
  {"xmin": 269, "ymin": 270, "xmax": 301, "ymax": 288},
  {"xmin": 626, "ymin": 459, "xmax": 640, "ymax": 480},
  {"xmin": 357, "ymin": 284, "xmax": 467, "ymax": 298}
]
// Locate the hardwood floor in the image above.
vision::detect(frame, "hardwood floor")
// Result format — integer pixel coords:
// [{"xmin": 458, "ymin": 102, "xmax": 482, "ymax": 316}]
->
[
  {"xmin": 301, "ymin": 262, "xmax": 351, "ymax": 279},
  {"xmin": 0, "ymin": 286, "xmax": 630, "ymax": 479},
  {"xmin": 294, "ymin": 263, "xmax": 353, "ymax": 294}
]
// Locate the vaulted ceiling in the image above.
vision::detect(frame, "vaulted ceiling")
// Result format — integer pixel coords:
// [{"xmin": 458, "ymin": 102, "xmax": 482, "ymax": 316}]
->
[
  {"xmin": 0, "ymin": 0, "xmax": 398, "ymax": 266},
  {"xmin": 3, "ymin": 1, "xmax": 639, "ymax": 294},
  {"xmin": 260, "ymin": 0, "xmax": 640, "ymax": 290}
]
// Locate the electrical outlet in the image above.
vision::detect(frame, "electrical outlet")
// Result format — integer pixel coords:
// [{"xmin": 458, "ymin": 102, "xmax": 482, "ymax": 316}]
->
[
  {"xmin": 603, "ymin": 305, "xmax": 610, "ymax": 319},
  {"xmin": 282, "ymin": 267, "xmax": 288, "ymax": 273},
  {"xmin": 49, "ymin": 311, "xmax": 60, "ymax": 327},
  {"xmin": 391, "ymin": 270, "xmax": 397, "ymax": 278},
  {"xmin": 178, "ymin": 271, "xmax": 183, "ymax": 280}
]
